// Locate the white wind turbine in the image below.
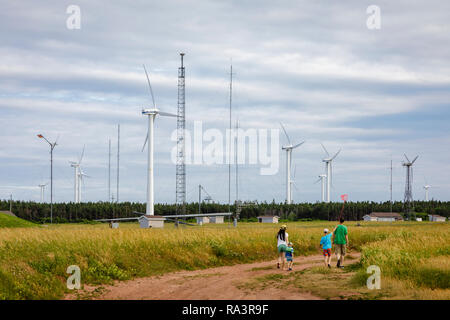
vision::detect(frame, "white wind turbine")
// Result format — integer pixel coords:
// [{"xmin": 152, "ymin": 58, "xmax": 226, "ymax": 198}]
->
[
  {"xmin": 314, "ymin": 174, "xmax": 327, "ymax": 202},
  {"xmin": 38, "ymin": 183, "xmax": 48, "ymax": 203},
  {"xmin": 321, "ymin": 144, "xmax": 341, "ymax": 203},
  {"xmin": 141, "ymin": 65, "xmax": 177, "ymax": 216},
  {"xmin": 280, "ymin": 122, "xmax": 305, "ymax": 205},
  {"xmin": 423, "ymin": 178, "xmax": 432, "ymax": 201},
  {"xmin": 69, "ymin": 145, "xmax": 87, "ymax": 203}
]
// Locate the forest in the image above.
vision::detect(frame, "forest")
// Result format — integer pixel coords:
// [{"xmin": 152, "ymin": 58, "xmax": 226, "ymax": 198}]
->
[{"xmin": 1, "ymin": 199, "xmax": 449, "ymax": 223}]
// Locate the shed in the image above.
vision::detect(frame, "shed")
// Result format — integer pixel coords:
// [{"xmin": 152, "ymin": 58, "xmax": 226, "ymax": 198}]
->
[
  {"xmin": 362, "ymin": 212, "xmax": 403, "ymax": 222},
  {"xmin": 196, "ymin": 216, "xmax": 210, "ymax": 225},
  {"xmin": 428, "ymin": 215, "xmax": 446, "ymax": 222},
  {"xmin": 209, "ymin": 215, "xmax": 224, "ymax": 224},
  {"xmin": 139, "ymin": 215, "xmax": 165, "ymax": 228},
  {"xmin": 257, "ymin": 216, "xmax": 279, "ymax": 223},
  {"xmin": 362, "ymin": 215, "xmax": 377, "ymax": 222}
]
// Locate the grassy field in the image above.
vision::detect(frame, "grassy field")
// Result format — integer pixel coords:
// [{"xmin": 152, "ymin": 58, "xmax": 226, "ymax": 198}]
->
[
  {"xmin": 0, "ymin": 220, "xmax": 448, "ymax": 299},
  {"xmin": 0, "ymin": 212, "xmax": 37, "ymax": 228}
]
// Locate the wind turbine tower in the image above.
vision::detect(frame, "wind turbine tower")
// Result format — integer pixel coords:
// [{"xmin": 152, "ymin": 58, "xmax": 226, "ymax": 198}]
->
[
  {"xmin": 69, "ymin": 145, "xmax": 86, "ymax": 203},
  {"xmin": 402, "ymin": 154, "xmax": 418, "ymax": 220},
  {"xmin": 38, "ymin": 183, "xmax": 48, "ymax": 203},
  {"xmin": 321, "ymin": 144, "xmax": 341, "ymax": 203},
  {"xmin": 141, "ymin": 65, "xmax": 177, "ymax": 215},
  {"xmin": 424, "ymin": 184, "xmax": 431, "ymax": 201},
  {"xmin": 315, "ymin": 174, "xmax": 327, "ymax": 202},
  {"xmin": 280, "ymin": 122, "xmax": 304, "ymax": 204}
]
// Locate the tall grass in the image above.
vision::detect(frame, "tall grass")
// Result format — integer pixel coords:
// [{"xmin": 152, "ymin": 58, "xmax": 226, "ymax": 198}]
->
[{"xmin": 0, "ymin": 221, "xmax": 448, "ymax": 299}]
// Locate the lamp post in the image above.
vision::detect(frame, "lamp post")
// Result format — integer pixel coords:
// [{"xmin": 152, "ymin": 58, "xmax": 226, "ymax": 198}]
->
[{"xmin": 37, "ymin": 134, "xmax": 57, "ymax": 224}]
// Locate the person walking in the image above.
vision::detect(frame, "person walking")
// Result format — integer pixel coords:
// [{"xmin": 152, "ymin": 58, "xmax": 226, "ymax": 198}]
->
[
  {"xmin": 320, "ymin": 228, "xmax": 333, "ymax": 268},
  {"xmin": 276, "ymin": 225, "xmax": 289, "ymax": 270},
  {"xmin": 332, "ymin": 217, "xmax": 348, "ymax": 268}
]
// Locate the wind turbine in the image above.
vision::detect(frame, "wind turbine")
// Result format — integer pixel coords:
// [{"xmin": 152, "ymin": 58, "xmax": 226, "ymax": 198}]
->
[
  {"xmin": 141, "ymin": 64, "xmax": 177, "ymax": 216},
  {"xmin": 69, "ymin": 145, "xmax": 85, "ymax": 203},
  {"xmin": 38, "ymin": 183, "xmax": 48, "ymax": 203},
  {"xmin": 314, "ymin": 174, "xmax": 327, "ymax": 202},
  {"xmin": 280, "ymin": 122, "xmax": 304, "ymax": 205},
  {"xmin": 423, "ymin": 178, "xmax": 432, "ymax": 201},
  {"xmin": 402, "ymin": 154, "xmax": 418, "ymax": 219},
  {"xmin": 321, "ymin": 144, "xmax": 341, "ymax": 203}
]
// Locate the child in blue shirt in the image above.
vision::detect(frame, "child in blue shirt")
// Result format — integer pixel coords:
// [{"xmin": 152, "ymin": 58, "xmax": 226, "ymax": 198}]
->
[
  {"xmin": 320, "ymin": 228, "xmax": 333, "ymax": 268},
  {"xmin": 285, "ymin": 242, "xmax": 294, "ymax": 271}
]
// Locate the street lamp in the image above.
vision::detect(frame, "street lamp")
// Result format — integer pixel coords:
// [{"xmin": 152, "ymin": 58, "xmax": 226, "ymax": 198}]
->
[{"xmin": 37, "ymin": 134, "xmax": 57, "ymax": 224}]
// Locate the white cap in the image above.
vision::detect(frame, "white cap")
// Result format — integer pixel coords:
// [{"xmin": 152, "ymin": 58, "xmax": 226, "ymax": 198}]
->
[{"xmin": 324, "ymin": 228, "xmax": 329, "ymax": 233}]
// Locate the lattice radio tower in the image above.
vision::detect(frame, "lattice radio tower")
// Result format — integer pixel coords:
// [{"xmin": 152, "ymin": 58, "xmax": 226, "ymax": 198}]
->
[
  {"xmin": 176, "ymin": 53, "xmax": 186, "ymax": 214},
  {"xmin": 402, "ymin": 154, "xmax": 418, "ymax": 220}
]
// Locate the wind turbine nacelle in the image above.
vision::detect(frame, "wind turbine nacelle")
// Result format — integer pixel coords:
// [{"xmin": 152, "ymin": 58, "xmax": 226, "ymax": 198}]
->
[{"xmin": 142, "ymin": 108, "xmax": 159, "ymax": 116}]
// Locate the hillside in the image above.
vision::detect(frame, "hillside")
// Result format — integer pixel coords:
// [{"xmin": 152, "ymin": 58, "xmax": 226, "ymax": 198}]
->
[{"xmin": 0, "ymin": 211, "xmax": 36, "ymax": 228}]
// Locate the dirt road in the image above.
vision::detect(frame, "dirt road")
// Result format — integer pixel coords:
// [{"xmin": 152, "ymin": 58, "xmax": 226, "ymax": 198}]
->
[{"xmin": 66, "ymin": 252, "xmax": 360, "ymax": 300}]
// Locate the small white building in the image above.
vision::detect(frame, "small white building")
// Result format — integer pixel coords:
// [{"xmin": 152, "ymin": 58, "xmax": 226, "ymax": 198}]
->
[
  {"xmin": 257, "ymin": 216, "xmax": 279, "ymax": 223},
  {"xmin": 209, "ymin": 216, "xmax": 224, "ymax": 224},
  {"xmin": 196, "ymin": 216, "xmax": 210, "ymax": 225},
  {"xmin": 429, "ymin": 215, "xmax": 446, "ymax": 222},
  {"xmin": 416, "ymin": 218, "xmax": 422, "ymax": 222},
  {"xmin": 139, "ymin": 215, "xmax": 165, "ymax": 228},
  {"xmin": 362, "ymin": 212, "xmax": 403, "ymax": 222}
]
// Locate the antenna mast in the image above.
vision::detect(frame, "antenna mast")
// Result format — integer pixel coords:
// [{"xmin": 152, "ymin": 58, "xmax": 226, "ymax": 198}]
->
[
  {"xmin": 390, "ymin": 157, "xmax": 393, "ymax": 213},
  {"xmin": 117, "ymin": 124, "xmax": 120, "ymax": 203},
  {"xmin": 228, "ymin": 63, "xmax": 234, "ymax": 214},
  {"xmin": 176, "ymin": 53, "xmax": 186, "ymax": 214}
]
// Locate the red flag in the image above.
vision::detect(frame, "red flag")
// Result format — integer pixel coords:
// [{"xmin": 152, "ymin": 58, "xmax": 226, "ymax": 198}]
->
[
  {"xmin": 37, "ymin": 134, "xmax": 43, "ymax": 138},
  {"xmin": 340, "ymin": 194, "xmax": 348, "ymax": 202}
]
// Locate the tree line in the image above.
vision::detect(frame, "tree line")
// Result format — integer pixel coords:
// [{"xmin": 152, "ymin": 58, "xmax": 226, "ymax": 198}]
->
[{"xmin": 0, "ymin": 199, "xmax": 449, "ymax": 223}]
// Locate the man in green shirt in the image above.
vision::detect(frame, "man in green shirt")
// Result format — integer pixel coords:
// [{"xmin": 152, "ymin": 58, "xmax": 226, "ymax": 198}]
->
[{"xmin": 332, "ymin": 217, "xmax": 348, "ymax": 268}]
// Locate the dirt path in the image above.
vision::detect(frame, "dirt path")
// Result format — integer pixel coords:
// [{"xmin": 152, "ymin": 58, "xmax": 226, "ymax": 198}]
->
[{"xmin": 66, "ymin": 253, "xmax": 360, "ymax": 300}]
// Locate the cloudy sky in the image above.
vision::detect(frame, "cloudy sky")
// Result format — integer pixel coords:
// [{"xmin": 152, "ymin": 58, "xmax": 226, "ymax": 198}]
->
[{"xmin": 1, "ymin": 0, "xmax": 449, "ymax": 204}]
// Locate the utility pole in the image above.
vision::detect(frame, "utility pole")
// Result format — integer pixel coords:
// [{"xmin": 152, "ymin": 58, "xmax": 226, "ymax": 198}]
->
[
  {"xmin": 117, "ymin": 124, "xmax": 120, "ymax": 203},
  {"xmin": 38, "ymin": 134, "xmax": 57, "ymax": 224},
  {"xmin": 198, "ymin": 184, "xmax": 201, "ymax": 215},
  {"xmin": 108, "ymin": 138, "xmax": 111, "ymax": 202}
]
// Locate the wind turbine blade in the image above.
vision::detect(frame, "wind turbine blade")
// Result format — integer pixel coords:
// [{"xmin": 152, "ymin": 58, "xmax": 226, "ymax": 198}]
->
[
  {"xmin": 331, "ymin": 148, "xmax": 341, "ymax": 161},
  {"xmin": 411, "ymin": 155, "xmax": 419, "ymax": 164},
  {"xmin": 321, "ymin": 143, "xmax": 330, "ymax": 157},
  {"xmin": 55, "ymin": 134, "xmax": 60, "ymax": 145},
  {"xmin": 314, "ymin": 178, "xmax": 321, "ymax": 184},
  {"xmin": 158, "ymin": 111, "xmax": 178, "ymax": 117},
  {"xmin": 141, "ymin": 133, "xmax": 148, "ymax": 152},
  {"xmin": 143, "ymin": 64, "xmax": 156, "ymax": 108},
  {"xmin": 79, "ymin": 144, "xmax": 85, "ymax": 164},
  {"xmin": 404, "ymin": 154, "xmax": 411, "ymax": 163},
  {"xmin": 293, "ymin": 165, "xmax": 297, "ymax": 179},
  {"xmin": 279, "ymin": 122, "xmax": 291, "ymax": 145},
  {"xmin": 292, "ymin": 141, "xmax": 305, "ymax": 149}
]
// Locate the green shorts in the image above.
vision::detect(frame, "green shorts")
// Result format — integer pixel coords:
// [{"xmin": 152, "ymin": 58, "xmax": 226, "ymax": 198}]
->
[{"xmin": 277, "ymin": 244, "xmax": 288, "ymax": 253}]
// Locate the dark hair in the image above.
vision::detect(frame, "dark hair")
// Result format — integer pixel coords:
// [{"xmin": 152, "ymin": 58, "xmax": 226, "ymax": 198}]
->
[
  {"xmin": 277, "ymin": 228, "xmax": 286, "ymax": 241},
  {"xmin": 340, "ymin": 217, "xmax": 345, "ymax": 223}
]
